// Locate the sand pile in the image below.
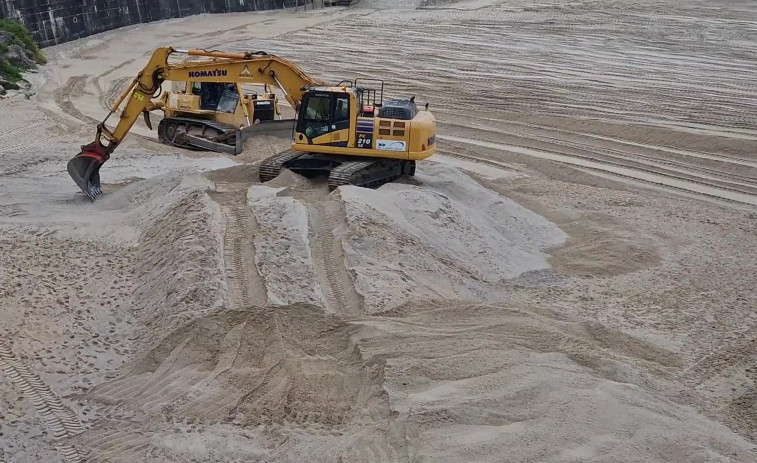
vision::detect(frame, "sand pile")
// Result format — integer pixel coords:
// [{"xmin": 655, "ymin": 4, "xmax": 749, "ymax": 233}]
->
[
  {"xmin": 64, "ymin": 300, "xmax": 756, "ymax": 462},
  {"xmin": 339, "ymin": 162, "xmax": 568, "ymax": 313},
  {"xmin": 243, "ymin": 163, "xmax": 566, "ymax": 314}
]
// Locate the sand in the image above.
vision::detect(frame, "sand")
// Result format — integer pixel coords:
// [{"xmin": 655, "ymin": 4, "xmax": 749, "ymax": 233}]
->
[
  {"xmin": 339, "ymin": 162, "xmax": 567, "ymax": 313},
  {"xmin": 2, "ymin": 0, "xmax": 757, "ymax": 461}
]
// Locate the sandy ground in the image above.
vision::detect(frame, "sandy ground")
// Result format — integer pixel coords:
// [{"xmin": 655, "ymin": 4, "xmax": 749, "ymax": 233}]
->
[{"xmin": 2, "ymin": 0, "xmax": 757, "ymax": 461}]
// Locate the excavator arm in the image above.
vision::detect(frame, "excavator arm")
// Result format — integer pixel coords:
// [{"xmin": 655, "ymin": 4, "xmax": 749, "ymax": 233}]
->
[{"xmin": 67, "ymin": 46, "xmax": 325, "ymax": 200}]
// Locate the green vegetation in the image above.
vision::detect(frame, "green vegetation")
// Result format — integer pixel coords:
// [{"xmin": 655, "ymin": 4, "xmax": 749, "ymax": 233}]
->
[
  {"xmin": 0, "ymin": 19, "xmax": 46, "ymax": 64},
  {"xmin": 1, "ymin": 60, "xmax": 22, "ymax": 81},
  {"xmin": 0, "ymin": 19, "xmax": 45, "ymax": 83}
]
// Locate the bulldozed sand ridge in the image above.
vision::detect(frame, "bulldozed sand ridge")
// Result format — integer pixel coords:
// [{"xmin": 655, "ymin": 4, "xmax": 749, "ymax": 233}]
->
[{"xmin": 1, "ymin": 0, "xmax": 757, "ymax": 461}]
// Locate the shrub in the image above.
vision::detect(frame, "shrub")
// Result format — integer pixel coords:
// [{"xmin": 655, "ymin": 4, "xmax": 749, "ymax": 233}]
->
[
  {"xmin": 0, "ymin": 19, "xmax": 46, "ymax": 65},
  {"xmin": 1, "ymin": 59, "xmax": 23, "ymax": 82}
]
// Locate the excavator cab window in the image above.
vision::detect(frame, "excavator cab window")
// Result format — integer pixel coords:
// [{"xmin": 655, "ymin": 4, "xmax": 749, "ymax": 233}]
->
[
  {"xmin": 299, "ymin": 93, "xmax": 331, "ymax": 138},
  {"xmin": 304, "ymin": 95, "xmax": 331, "ymax": 121},
  {"xmin": 298, "ymin": 92, "xmax": 350, "ymax": 139},
  {"xmin": 191, "ymin": 82, "xmax": 231, "ymax": 111},
  {"xmin": 334, "ymin": 96, "xmax": 349, "ymax": 124}
]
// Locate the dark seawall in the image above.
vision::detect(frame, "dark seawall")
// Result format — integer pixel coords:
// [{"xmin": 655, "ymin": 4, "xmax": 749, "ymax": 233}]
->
[{"xmin": 0, "ymin": 0, "xmax": 301, "ymax": 47}]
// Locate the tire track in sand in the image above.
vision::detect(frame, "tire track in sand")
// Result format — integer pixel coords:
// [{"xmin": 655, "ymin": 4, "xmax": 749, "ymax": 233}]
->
[
  {"xmin": 0, "ymin": 341, "xmax": 86, "ymax": 462},
  {"xmin": 209, "ymin": 184, "xmax": 268, "ymax": 309},
  {"xmin": 306, "ymin": 200, "xmax": 364, "ymax": 315},
  {"xmin": 99, "ymin": 76, "xmax": 133, "ymax": 111},
  {"xmin": 281, "ymin": 182, "xmax": 364, "ymax": 315},
  {"xmin": 441, "ymin": 134, "xmax": 757, "ymax": 208},
  {"xmin": 54, "ymin": 76, "xmax": 99, "ymax": 126}
]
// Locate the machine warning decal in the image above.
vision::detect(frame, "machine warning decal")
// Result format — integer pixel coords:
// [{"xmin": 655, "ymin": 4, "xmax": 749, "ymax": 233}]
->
[
  {"xmin": 357, "ymin": 132, "xmax": 373, "ymax": 149},
  {"xmin": 376, "ymin": 140, "xmax": 406, "ymax": 151},
  {"xmin": 240, "ymin": 65, "xmax": 252, "ymax": 78}
]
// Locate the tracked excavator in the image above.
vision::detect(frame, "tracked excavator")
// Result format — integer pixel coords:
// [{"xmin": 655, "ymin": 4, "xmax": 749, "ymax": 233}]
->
[{"xmin": 67, "ymin": 46, "xmax": 436, "ymax": 200}]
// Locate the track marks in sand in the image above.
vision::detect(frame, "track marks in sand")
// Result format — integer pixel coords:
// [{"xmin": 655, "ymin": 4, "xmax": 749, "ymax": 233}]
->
[
  {"xmin": 55, "ymin": 76, "xmax": 98, "ymax": 125},
  {"xmin": 210, "ymin": 187, "xmax": 268, "ymax": 309},
  {"xmin": 76, "ymin": 306, "xmax": 400, "ymax": 461},
  {"xmin": 99, "ymin": 76, "xmax": 133, "ymax": 112},
  {"xmin": 0, "ymin": 342, "xmax": 85, "ymax": 462},
  {"xmin": 71, "ymin": 422, "xmax": 152, "ymax": 462},
  {"xmin": 442, "ymin": 134, "xmax": 757, "ymax": 208},
  {"xmin": 307, "ymin": 200, "xmax": 364, "ymax": 315},
  {"xmin": 260, "ymin": 176, "xmax": 364, "ymax": 314}
]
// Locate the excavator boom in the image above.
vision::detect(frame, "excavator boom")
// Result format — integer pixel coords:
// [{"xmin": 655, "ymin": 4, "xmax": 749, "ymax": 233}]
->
[{"xmin": 67, "ymin": 46, "xmax": 324, "ymax": 200}]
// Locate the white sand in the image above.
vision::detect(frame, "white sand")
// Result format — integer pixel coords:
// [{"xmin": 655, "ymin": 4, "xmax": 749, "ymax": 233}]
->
[
  {"xmin": 247, "ymin": 182, "xmax": 324, "ymax": 306},
  {"xmin": 340, "ymin": 162, "xmax": 567, "ymax": 312}
]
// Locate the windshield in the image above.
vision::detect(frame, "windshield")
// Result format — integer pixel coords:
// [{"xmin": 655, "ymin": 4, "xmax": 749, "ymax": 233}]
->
[{"xmin": 304, "ymin": 95, "xmax": 331, "ymax": 121}]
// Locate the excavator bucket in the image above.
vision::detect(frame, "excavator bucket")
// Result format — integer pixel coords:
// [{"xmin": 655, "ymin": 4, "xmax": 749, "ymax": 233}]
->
[{"xmin": 67, "ymin": 140, "xmax": 109, "ymax": 200}]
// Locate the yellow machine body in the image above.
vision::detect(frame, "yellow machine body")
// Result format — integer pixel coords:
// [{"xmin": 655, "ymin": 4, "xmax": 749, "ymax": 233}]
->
[
  {"xmin": 157, "ymin": 81, "xmax": 281, "ymax": 128},
  {"xmin": 291, "ymin": 86, "xmax": 436, "ymax": 161}
]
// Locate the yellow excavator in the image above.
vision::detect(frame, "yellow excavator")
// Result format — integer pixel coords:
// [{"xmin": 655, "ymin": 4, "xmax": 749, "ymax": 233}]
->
[{"xmin": 67, "ymin": 46, "xmax": 436, "ymax": 200}]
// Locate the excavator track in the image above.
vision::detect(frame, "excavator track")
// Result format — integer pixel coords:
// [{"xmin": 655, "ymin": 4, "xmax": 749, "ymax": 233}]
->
[
  {"xmin": 158, "ymin": 117, "xmax": 238, "ymax": 151},
  {"xmin": 258, "ymin": 150, "xmax": 306, "ymax": 183},
  {"xmin": 328, "ymin": 159, "xmax": 415, "ymax": 191},
  {"xmin": 259, "ymin": 151, "xmax": 416, "ymax": 191}
]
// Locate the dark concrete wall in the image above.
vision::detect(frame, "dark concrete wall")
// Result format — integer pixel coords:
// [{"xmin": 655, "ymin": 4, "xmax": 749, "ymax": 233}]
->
[{"xmin": 0, "ymin": 0, "xmax": 300, "ymax": 47}]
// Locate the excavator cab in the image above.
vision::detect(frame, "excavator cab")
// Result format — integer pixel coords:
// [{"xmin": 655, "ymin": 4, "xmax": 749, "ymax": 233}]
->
[
  {"xmin": 189, "ymin": 82, "xmax": 237, "ymax": 112},
  {"xmin": 298, "ymin": 91, "xmax": 352, "ymax": 142}
]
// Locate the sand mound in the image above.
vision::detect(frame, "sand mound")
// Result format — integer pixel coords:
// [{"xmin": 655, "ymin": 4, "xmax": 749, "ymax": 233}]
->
[
  {"xmin": 67, "ymin": 302, "xmax": 755, "ymax": 462},
  {"xmin": 76, "ymin": 304, "xmax": 401, "ymax": 462},
  {"xmin": 0, "ymin": 162, "xmax": 218, "ymax": 245},
  {"xmin": 2, "ymin": 167, "xmax": 230, "ymax": 354},
  {"xmin": 338, "ymin": 162, "xmax": 568, "ymax": 313}
]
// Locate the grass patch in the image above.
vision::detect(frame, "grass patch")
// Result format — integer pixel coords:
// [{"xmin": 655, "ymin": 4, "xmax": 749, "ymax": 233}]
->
[
  {"xmin": 0, "ymin": 19, "xmax": 46, "ymax": 65},
  {"xmin": 1, "ymin": 59, "xmax": 22, "ymax": 82}
]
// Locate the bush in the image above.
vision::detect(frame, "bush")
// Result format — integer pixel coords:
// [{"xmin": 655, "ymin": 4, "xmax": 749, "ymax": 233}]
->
[
  {"xmin": 0, "ymin": 19, "xmax": 45, "ymax": 65},
  {"xmin": 1, "ymin": 59, "xmax": 22, "ymax": 82}
]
